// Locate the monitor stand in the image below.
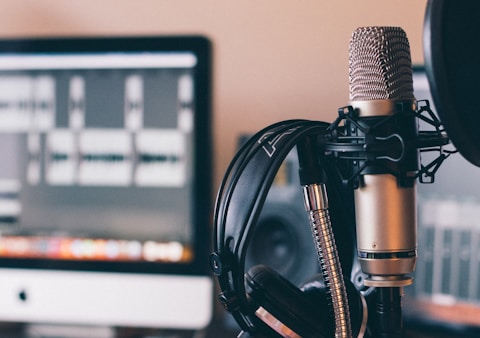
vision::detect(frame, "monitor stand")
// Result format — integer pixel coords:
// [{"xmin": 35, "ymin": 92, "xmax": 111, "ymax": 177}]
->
[
  {"xmin": 20, "ymin": 324, "xmax": 208, "ymax": 338},
  {"xmin": 24, "ymin": 324, "xmax": 114, "ymax": 338}
]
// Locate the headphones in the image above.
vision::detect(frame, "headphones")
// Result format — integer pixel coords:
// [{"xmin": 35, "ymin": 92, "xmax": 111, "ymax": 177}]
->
[{"xmin": 209, "ymin": 119, "xmax": 366, "ymax": 337}]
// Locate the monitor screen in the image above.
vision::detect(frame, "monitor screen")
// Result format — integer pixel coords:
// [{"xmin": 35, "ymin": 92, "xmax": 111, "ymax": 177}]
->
[
  {"xmin": 404, "ymin": 67, "xmax": 480, "ymax": 335},
  {"xmin": 0, "ymin": 36, "xmax": 213, "ymax": 331}
]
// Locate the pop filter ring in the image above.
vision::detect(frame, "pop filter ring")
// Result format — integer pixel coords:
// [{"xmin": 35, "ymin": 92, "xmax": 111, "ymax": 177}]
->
[{"xmin": 424, "ymin": 0, "xmax": 480, "ymax": 167}]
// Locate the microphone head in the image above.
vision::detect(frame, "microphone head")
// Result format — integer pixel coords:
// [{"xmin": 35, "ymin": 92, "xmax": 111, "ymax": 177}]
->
[{"xmin": 349, "ymin": 26, "xmax": 414, "ymax": 101}]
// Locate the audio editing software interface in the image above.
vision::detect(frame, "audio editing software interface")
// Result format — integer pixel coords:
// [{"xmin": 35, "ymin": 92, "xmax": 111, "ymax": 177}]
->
[
  {"xmin": 0, "ymin": 52, "xmax": 197, "ymax": 264},
  {"xmin": 407, "ymin": 69, "xmax": 480, "ymax": 325}
]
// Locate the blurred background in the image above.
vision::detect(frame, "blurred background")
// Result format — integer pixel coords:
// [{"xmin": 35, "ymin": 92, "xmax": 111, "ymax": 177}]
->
[{"xmin": 0, "ymin": 0, "xmax": 427, "ymax": 189}]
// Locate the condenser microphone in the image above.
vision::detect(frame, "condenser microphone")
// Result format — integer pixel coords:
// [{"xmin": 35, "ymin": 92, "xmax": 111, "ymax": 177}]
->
[{"xmin": 348, "ymin": 26, "xmax": 418, "ymax": 287}]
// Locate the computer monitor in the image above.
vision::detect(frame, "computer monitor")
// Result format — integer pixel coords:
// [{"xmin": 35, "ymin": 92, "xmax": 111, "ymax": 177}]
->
[
  {"xmin": 404, "ymin": 67, "xmax": 480, "ymax": 335},
  {"xmin": 0, "ymin": 36, "xmax": 213, "ymax": 331}
]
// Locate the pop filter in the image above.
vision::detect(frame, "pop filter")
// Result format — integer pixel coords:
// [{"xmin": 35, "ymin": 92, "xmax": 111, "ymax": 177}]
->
[{"xmin": 424, "ymin": 0, "xmax": 480, "ymax": 167}]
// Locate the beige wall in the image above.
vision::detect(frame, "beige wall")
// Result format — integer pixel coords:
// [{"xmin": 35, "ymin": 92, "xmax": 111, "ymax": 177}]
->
[{"xmin": 0, "ymin": 0, "xmax": 428, "ymax": 190}]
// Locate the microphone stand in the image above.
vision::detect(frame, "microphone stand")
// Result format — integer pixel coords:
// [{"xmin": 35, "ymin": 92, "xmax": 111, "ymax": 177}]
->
[{"xmin": 374, "ymin": 287, "xmax": 403, "ymax": 337}]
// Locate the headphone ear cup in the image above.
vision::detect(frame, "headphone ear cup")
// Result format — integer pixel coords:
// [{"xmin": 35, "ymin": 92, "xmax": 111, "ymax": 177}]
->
[{"xmin": 245, "ymin": 265, "xmax": 331, "ymax": 337}]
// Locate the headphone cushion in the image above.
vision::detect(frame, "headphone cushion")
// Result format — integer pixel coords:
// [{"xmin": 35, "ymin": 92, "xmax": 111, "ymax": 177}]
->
[{"xmin": 246, "ymin": 265, "xmax": 331, "ymax": 337}]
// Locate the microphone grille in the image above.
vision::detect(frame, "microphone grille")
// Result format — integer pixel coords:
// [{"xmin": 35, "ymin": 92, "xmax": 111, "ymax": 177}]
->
[{"xmin": 349, "ymin": 26, "xmax": 414, "ymax": 101}]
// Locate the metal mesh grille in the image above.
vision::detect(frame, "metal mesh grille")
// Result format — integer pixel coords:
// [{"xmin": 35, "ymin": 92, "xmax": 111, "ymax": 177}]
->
[{"xmin": 349, "ymin": 26, "xmax": 414, "ymax": 101}]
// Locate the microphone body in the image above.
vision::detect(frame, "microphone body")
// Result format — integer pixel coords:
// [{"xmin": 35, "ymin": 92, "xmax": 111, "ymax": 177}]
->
[
  {"xmin": 355, "ymin": 172, "xmax": 416, "ymax": 280},
  {"xmin": 348, "ymin": 26, "xmax": 418, "ymax": 287}
]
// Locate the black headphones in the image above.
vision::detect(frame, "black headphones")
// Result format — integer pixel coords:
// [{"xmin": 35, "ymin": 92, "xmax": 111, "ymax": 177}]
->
[{"xmin": 209, "ymin": 119, "xmax": 366, "ymax": 337}]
